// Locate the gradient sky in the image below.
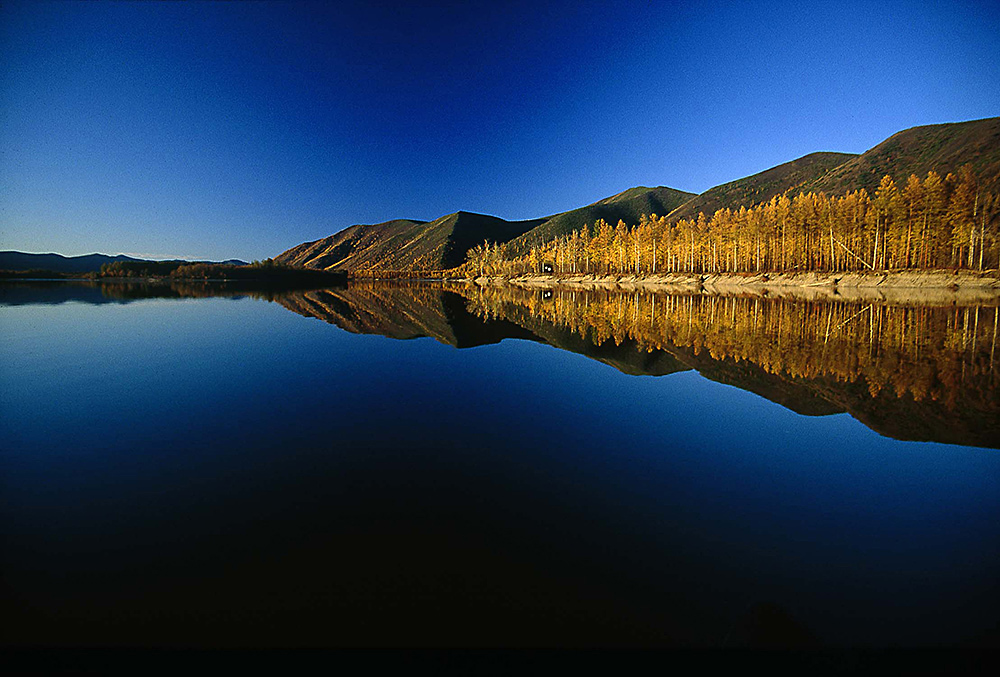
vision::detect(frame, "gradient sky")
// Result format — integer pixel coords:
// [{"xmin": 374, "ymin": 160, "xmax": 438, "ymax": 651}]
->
[{"xmin": 2, "ymin": 0, "xmax": 999, "ymax": 261}]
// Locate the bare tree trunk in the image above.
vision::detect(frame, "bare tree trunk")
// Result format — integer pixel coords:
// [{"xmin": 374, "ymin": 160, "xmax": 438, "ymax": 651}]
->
[
  {"xmin": 872, "ymin": 216, "xmax": 879, "ymax": 270},
  {"xmin": 829, "ymin": 222, "xmax": 835, "ymax": 272},
  {"xmin": 970, "ymin": 190, "xmax": 979, "ymax": 269},
  {"xmin": 978, "ymin": 210, "xmax": 985, "ymax": 271}
]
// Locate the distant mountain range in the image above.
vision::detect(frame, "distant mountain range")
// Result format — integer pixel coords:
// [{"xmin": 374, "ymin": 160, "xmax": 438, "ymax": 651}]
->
[
  {"xmin": 0, "ymin": 251, "xmax": 248, "ymax": 274},
  {"xmin": 276, "ymin": 116, "xmax": 1000, "ymax": 274}
]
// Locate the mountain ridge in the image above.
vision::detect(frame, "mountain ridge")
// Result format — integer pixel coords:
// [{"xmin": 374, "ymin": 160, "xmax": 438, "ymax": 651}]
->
[
  {"xmin": 276, "ymin": 116, "xmax": 999, "ymax": 274},
  {"xmin": 662, "ymin": 152, "xmax": 858, "ymax": 223},
  {"xmin": 804, "ymin": 117, "xmax": 1000, "ymax": 196},
  {"xmin": 275, "ymin": 186, "xmax": 696, "ymax": 272},
  {"xmin": 0, "ymin": 251, "xmax": 251, "ymax": 274}
]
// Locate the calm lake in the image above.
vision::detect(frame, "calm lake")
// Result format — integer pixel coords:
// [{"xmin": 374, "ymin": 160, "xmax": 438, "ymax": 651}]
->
[{"xmin": 2, "ymin": 280, "xmax": 998, "ymax": 648}]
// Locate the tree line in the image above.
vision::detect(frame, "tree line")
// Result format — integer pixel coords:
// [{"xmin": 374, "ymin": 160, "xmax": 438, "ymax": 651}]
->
[
  {"xmin": 98, "ymin": 258, "xmax": 346, "ymax": 285},
  {"xmin": 465, "ymin": 166, "xmax": 999, "ymax": 276}
]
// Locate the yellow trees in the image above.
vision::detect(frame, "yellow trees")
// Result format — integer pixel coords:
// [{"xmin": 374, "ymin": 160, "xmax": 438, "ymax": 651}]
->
[
  {"xmin": 948, "ymin": 165, "xmax": 980, "ymax": 268},
  {"xmin": 776, "ymin": 194, "xmax": 792, "ymax": 271},
  {"xmin": 593, "ymin": 219, "xmax": 612, "ymax": 275},
  {"xmin": 921, "ymin": 171, "xmax": 948, "ymax": 268},
  {"xmin": 475, "ymin": 168, "xmax": 995, "ymax": 278},
  {"xmin": 657, "ymin": 216, "xmax": 675, "ymax": 273},
  {"xmin": 613, "ymin": 219, "xmax": 628, "ymax": 274},
  {"xmin": 871, "ymin": 175, "xmax": 903, "ymax": 269},
  {"xmin": 902, "ymin": 175, "xmax": 923, "ymax": 269},
  {"xmin": 527, "ymin": 245, "xmax": 539, "ymax": 275},
  {"xmin": 980, "ymin": 192, "xmax": 999, "ymax": 271}
]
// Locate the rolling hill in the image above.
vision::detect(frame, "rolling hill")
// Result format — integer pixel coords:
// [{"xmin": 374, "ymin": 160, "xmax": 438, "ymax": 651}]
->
[
  {"xmin": 664, "ymin": 117, "xmax": 1000, "ymax": 223},
  {"xmin": 0, "ymin": 251, "xmax": 248, "ymax": 274},
  {"xmin": 275, "ymin": 213, "xmax": 546, "ymax": 272},
  {"xmin": 275, "ymin": 187, "xmax": 693, "ymax": 273},
  {"xmin": 0, "ymin": 251, "xmax": 141, "ymax": 274},
  {"xmin": 275, "ymin": 116, "xmax": 999, "ymax": 274},
  {"xmin": 803, "ymin": 117, "xmax": 1000, "ymax": 196},
  {"xmin": 663, "ymin": 152, "xmax": 857, "ymax": 223},
  {"xmin": 505, "ymin": 186, "xmax": 694, "ymax": 255}
]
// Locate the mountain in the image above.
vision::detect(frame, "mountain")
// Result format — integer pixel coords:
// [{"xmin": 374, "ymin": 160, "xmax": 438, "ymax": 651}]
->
[
  {"xmin": 0, "ymin": 251, "xmax": 249, "ymax": 274},
  {"xmin": 275, "ymin": 187, "xmax": 693, "ymax": 273},
  {"xmin": 803, "ymin": 117, "xmax": 1000, "ymax": 196},
  {"xmin": 663, "ymin": 152, "xmax": 857, "ymax": 223},
  {"xmin": 0, "ymin": 251, "xmax": 141, "ymax": 274},
  {"xmin": 664, "ymin": 117, "xmax": 1000, "ymax": 222},
  {"xmin": 275, "ymin": 116, "xmax": 999, "ymax": 273},
  {"xmin": 506, "ymin": 186, "xmax": 694, "ymax": 254},
  {"xmin": 275, "ymin": 213, "xmax": 545, "ymax": 273}
]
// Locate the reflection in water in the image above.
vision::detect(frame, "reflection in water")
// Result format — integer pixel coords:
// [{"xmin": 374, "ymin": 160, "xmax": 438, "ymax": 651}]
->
[
  {"xmin": 467, "ymin": 285, "xmax": 998, "ymax": 402},
  {"xmin": 4, "ymin": 279, "xmax": 997, "ymax": 448},
  {"xmin": 277, "ymin": 282, "xmax": 1000, "ymax": 449},
  {"xmin": 3, "ymin": 280, "xmax": 999, "ymax": 650},
  {"xmin": 0, "ymin": 278, "xmax": 343, "ymax": 305}
]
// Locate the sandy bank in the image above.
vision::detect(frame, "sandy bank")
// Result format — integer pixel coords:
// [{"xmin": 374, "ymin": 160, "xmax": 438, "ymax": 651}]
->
[{"xmin": 467, "ymin": 270, "xmax": 1000, "ymax": 305}]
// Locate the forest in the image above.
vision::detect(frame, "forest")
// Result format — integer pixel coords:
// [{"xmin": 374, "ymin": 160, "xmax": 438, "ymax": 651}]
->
[{"xmin": 464, "ymin": 167, "xmax": 999, "ymax": 277}]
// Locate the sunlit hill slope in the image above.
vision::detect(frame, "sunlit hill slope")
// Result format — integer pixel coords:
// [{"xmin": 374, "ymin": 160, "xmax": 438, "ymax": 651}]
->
[{"xmin": 275, "ymin": 117, "xmax": 999, "ymax": 274}]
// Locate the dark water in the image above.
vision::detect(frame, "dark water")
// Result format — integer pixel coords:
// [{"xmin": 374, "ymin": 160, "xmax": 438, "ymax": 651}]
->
[{"xmin": 1, "ymin": 280, "xmax": 998, "ymax": 648}]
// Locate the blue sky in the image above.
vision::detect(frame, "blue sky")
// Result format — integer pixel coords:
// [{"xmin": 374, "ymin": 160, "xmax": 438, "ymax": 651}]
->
[{"xmin": 2, "ymin": 0, "xmax": 998, "ymax": 261}]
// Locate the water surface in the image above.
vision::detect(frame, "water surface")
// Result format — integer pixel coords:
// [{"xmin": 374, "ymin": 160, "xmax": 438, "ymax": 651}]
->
[{"xmin": 1, "ymin": 280, "xmax": 998, "ymax": 647}]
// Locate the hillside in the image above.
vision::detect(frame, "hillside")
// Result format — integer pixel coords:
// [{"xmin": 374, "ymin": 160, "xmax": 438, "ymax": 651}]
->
[
  {"xmin": 275, "ymin": 213, "xmax": 545, "ymax": 272},
  {"xmin": 274, "ymin": 116, "xmax": 999, "ymax": 275},
  {"xmin": 0, "ymin": 251, "xmax": 248, "ymax": 274},
  {"xmin": 804, "ymin": 117, "xmax": 1000, "ymax": 195},
  {"xmin": 507, "ymin": 186, "xmax": 694, "ymax": 254},
  {"xmin": 663, "ymin": 118, "xmax": 1000, "ymax": 224},
  {"xmin": 0, "ymin": 251, "xmax": 141, "ymax": 274},
  {"xmin": 664, "ymin": 152, "xmax": 857, "ymax": 223},
  {"xmin": 275, "ymin": 219, "xmax": 428, "ymax": 270},
  {"xmin": 276, "ymin": 187, "xmax": 693, "ymax": 273}
]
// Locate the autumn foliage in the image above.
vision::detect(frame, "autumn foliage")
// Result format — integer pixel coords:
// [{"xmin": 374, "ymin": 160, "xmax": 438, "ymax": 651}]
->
[{"xmin": 466, "ymin": 167, "xmax": 998, "ymax": 276}]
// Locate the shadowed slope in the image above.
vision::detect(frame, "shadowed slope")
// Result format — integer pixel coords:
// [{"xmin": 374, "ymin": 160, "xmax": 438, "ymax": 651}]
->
[
  {"xmin": 804, "ymin": 116, "xmax": 1000, "ymax": 195},
  {"xmin": 665, "ymin": 152, "xmax": 857, "ymax": 223},
  {"xmin": 274, "ymin": 188, "xmax": 692, "ymax": 273},
  {"xmin": 509, "ymin": 186, "xmax": 694, "ymax": 254},
  {"xmin": 275, "ymin": 213, "xmax": 544, "ymax": 273},
  {"xmin": 274, "ymin": 219, "xmax": 429, "ymax": 270}
]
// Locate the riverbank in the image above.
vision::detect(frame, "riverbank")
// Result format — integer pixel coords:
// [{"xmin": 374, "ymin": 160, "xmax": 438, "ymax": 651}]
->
[{"xmin": 466, "ymin": 270, "xmax": 1000, "ymax": 305}]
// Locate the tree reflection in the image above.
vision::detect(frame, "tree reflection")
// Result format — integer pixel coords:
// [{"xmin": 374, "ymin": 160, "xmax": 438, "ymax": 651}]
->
[{"xmin": 460, "ymin": 284, "xmax": 999, "ymax": 436}]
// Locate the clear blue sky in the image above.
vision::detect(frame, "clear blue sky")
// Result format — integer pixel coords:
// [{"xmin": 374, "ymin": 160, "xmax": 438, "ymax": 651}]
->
[{"xmin": 2, "ymin": 0, "xmax": 998, "ymax": 261}]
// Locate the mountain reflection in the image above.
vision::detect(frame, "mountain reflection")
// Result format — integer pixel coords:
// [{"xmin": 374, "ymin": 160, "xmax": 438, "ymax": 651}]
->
[
  {"xmin": 4, "ymin": 280, "xmax": 997, "ymax": 448},
  {"xmin": 0, "ymin": 279, "xmax": 333, "ymax": 305},
  {"xmin": 279, "ymin": 282, "xmax": 999, "ymax": 449}
]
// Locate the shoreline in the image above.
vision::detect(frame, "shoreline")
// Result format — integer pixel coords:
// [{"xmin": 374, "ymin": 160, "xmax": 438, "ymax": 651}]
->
[{"xmin": 461, "ymin": 270, "xmax": 1000, "ymax": 305}]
